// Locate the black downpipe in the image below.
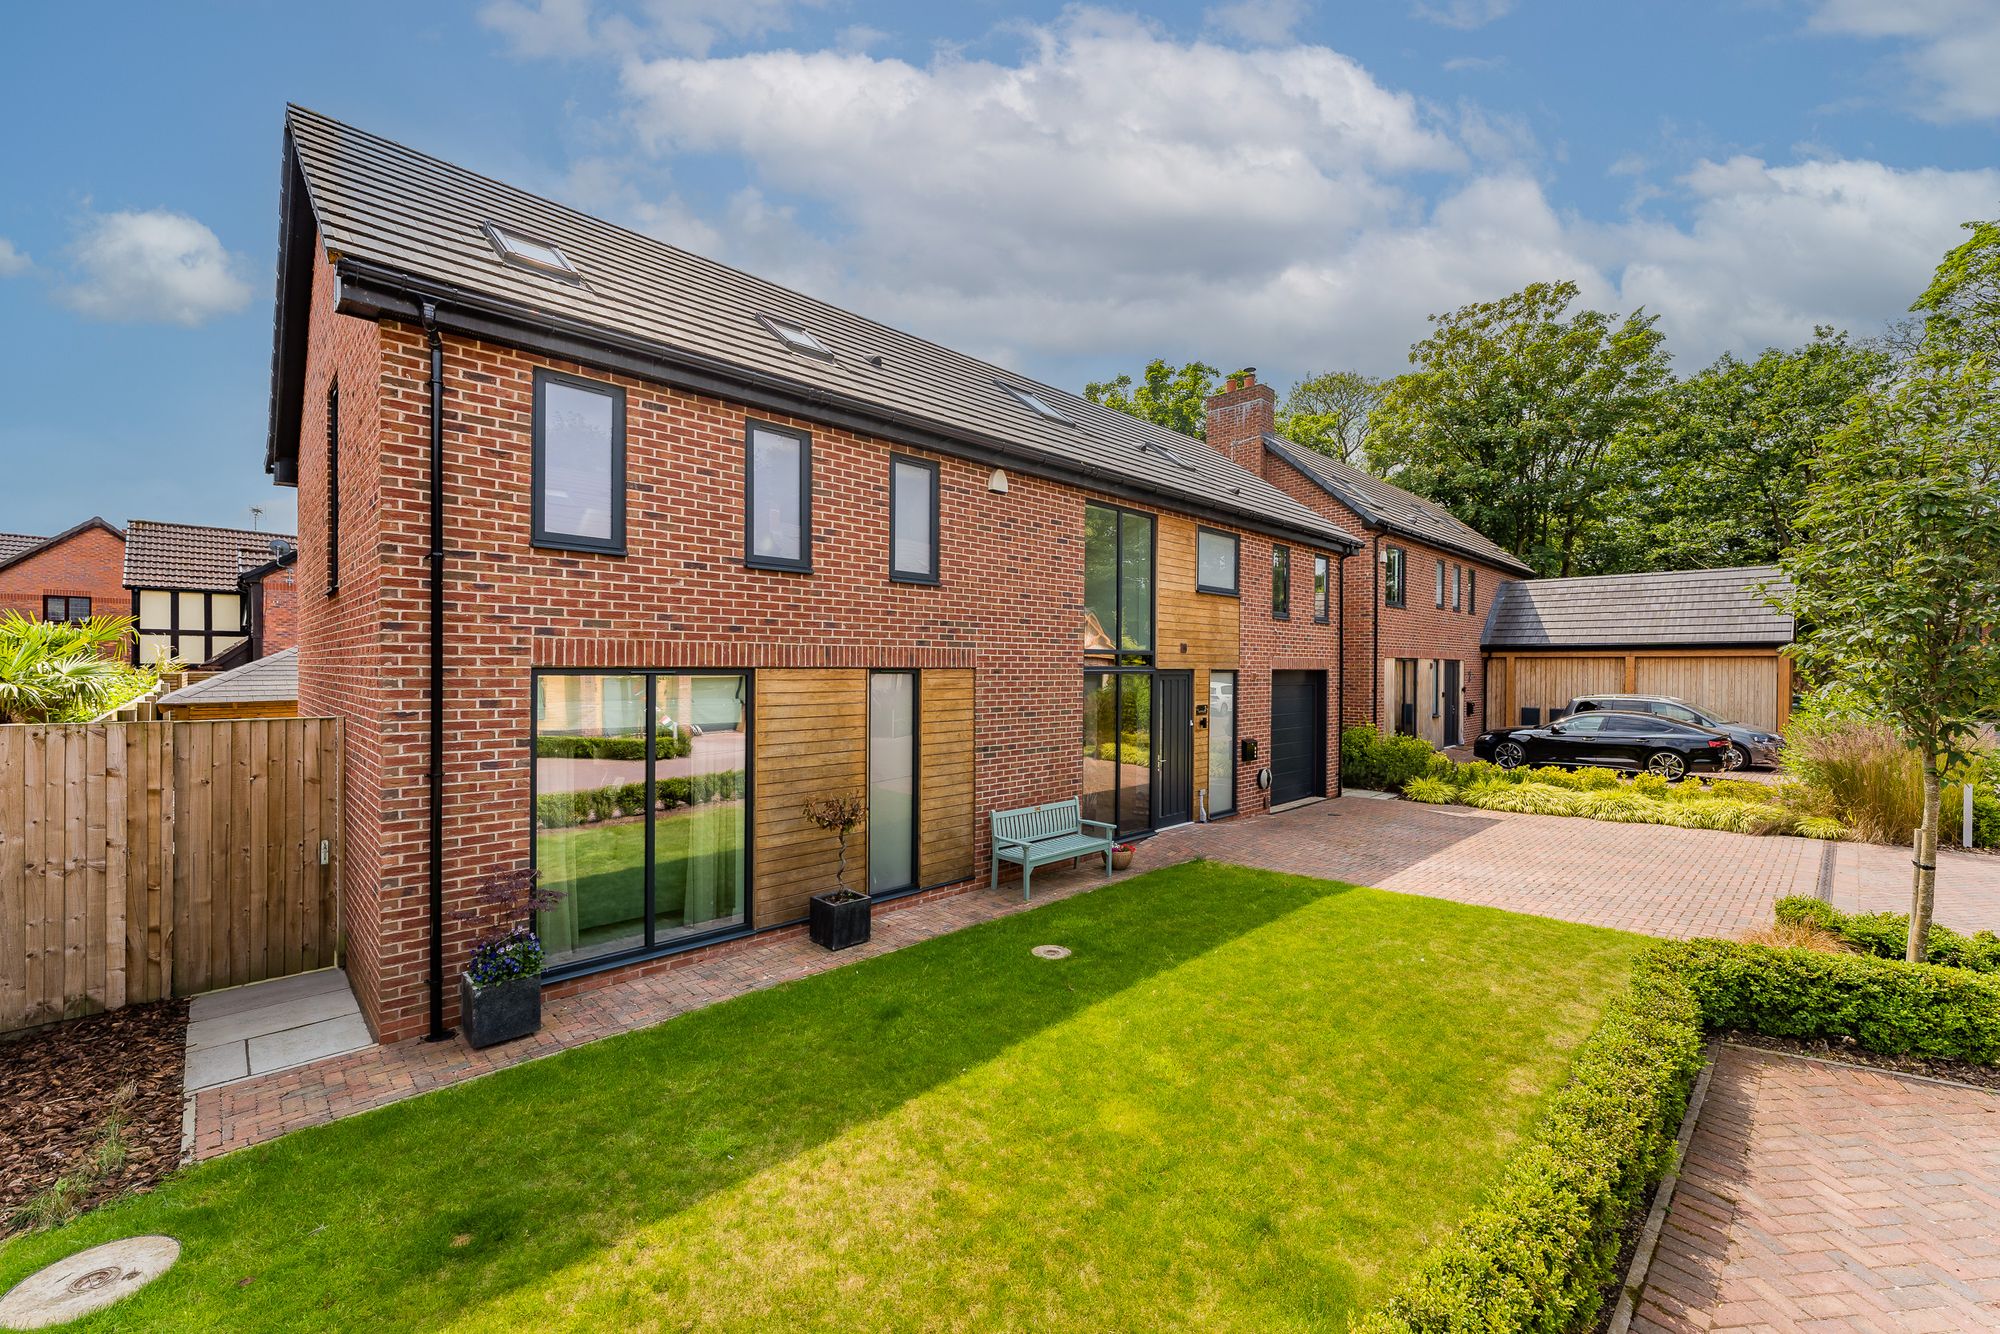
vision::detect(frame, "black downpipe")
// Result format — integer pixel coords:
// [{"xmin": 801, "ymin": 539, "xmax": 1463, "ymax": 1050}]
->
[
  {"xmin": 1370, "ymin": 534, "xmax": 1381, "ymax": 731},
  {"xmin": 423, "ymin": 303, "xmax": 452, "ymax": 1042},
  {"xmin": 1334, "ymin": 550, "xmax": 1346, "ymax": 796}
]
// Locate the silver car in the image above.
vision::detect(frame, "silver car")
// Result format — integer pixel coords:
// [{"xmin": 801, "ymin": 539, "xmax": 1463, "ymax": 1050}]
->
[{"xmin": 1562, "ymin": 694, "xmax": 1784, "ymax": 769}]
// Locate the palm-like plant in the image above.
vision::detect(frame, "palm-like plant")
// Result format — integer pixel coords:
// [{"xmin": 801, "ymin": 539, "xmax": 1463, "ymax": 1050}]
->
[{"xmin": 0, "ymin": 613, "xmax": 141, "ymax": 723}]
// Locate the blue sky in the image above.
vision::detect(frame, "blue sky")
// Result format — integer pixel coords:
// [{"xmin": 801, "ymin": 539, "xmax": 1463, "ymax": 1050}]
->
[{"xmin": 0, "ymin": 0, "xmax": 1994, "ymax": 536}]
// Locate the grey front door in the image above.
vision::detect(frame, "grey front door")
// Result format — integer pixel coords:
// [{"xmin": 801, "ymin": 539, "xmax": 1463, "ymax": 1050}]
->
[
  {"xmin": 1443, "ymin": 660, "xmax": 1462, "ymax": 746},
  {"xmin": 1152, "ymin": 672, "xmax": 1193, "ymax": 828}
]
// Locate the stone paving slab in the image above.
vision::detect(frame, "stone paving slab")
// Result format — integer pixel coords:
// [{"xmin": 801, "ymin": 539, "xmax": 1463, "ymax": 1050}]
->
[
  {"xmin": 1632, "ymin": 1044, "xmax": 2000, "ymax": 1332},
  {"xmin": 182, "ymin": 968, "xmax": 373, "ymax": 1094}
]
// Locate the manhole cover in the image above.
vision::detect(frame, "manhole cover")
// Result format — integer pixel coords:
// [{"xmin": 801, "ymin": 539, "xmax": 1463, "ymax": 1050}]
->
[
  {"xmin": 0, "ymin": 1236, "xmax": 179, "ymax": 1328},
  {"xmin": 1031, "ymin": 945, "xmax": 1071, "ymax": 960}
]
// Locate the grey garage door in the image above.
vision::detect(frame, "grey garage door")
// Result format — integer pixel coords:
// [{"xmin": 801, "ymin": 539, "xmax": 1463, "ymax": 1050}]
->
[{"xmin": 1270, "ymin": 671, "xmax": 1325, "ymax": 806}]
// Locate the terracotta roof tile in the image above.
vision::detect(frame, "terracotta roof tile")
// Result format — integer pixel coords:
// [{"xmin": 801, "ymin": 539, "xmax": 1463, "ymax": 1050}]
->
[{"xmin": 122, "ymin": 520, "xmax": 297, "ymax": 593}]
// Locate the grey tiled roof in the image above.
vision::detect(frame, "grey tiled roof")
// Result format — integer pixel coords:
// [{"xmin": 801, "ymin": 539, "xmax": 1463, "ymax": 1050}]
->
[
  {"xmin": 123, "ymin": 521, "xmax": 297, "ymax": 593},
  {"xmin": 1260, "ymin": 436, "xmax": 1533, "ymax": 576},
  {"xmin": 0, "ymin": 533, "xmax": 44, "ymax": 563},
  {"xmin": 158, "ymin": 648, "xmax": 298, "ymax": 707},
  {"xmin": 1482, "ymin": 565, "xmax": 1794, "ymax": 649},
  {"xmin": 277, "ymin": 106, "xmax": 1360, "ymax": 552}
]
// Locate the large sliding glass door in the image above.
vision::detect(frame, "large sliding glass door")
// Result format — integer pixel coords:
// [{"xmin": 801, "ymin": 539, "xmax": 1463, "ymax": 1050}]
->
[
  {"xmin": 1083, "ymin": 670, "xmax": 1154, "ymax": 837},
  {"xmin": 868, "ymin": 672, "xmax": 917, "ymax": 894},
  {"xmin": 533, "ymin": 670, "xmax": 750, "ymax": 971}
]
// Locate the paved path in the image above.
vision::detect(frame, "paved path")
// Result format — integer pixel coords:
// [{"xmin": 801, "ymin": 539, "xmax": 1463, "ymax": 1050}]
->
[{"xmin": 1633, "ymin": 1045, "xmax": 2000, "ymax": 1332}]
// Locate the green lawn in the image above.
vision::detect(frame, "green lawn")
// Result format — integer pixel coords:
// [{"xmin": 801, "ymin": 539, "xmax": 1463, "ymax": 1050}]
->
[
  {"xmin": 537, "ymin": 801, "xmax": 745, "ymax": 940},
  {"xmin": 0, "ymin": 864, "xmax": 1644, "ymax": 1332}
]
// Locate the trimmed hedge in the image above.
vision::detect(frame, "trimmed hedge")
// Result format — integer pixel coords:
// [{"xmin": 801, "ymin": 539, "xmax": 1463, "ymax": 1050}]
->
[
  {"xmin": 1774, "ymin": 897, "xmax": 2000, "ymax": 975},
  {"xmin": 535, "ymin": 731, "xmax": 694, "ymax": 762},
  {"xmin": 1355, "ymin": 938, "xmax": 2000, "ymax": 1330},
  {"xmin": 1354, "ymin": 951, "xmax": 1704, "ymax": 1333},
  {"xmin": 1342, "ymin": 726, "xmax": 1449, "ymax": 791},
  {"xmin": 1657, "ymin": 936, "xmax": 2000, "ymax": 1061},
  {"xmin": 535, "ymin": 769, "xmax": 745, "ymax": 829}
]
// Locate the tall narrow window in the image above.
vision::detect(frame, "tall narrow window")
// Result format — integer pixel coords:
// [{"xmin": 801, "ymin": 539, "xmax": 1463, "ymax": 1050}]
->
[
  {"xmin": 325, "ymin": 380, "xmax": 340, "ymax": 595},
  {"xmin": 868, "ymin": 672, "xmax": 917, "ymax": 894},
  {"xmin": 1082, "ymin": 502, "xmax": 1154, "ymax": 659},
  {"xmin": 1271, "ymin": 545, "xmax": 1291, "ymax": 620},
  {"xmin": 533, "ymin": 369, "xmax": 625, "ymax": 553},
  {"xmin": 1313, "ymin": 554, "xmax": 1330, "ymax": 623},
  {"xmin": 889, "ymin": 455, "xmax": 938, "ymax": 584},
  {"xmin": 1452, "ymin": 564, "xmax": 1463, "ymax": 612},
  {"xmin": 1207, "ymin": 671, "xmax": 1236, "ymax": 817},
  {"xmin": 1384, "ymin": 546, "xmax": 1406, "ymax": 608},
  {"xmin": 1435, "ymin": 558, "xmax": 1447, "ymax": 608},
  {"xmin": 1196, "ymin": 528, "xmax": 1238, "ymax": 596},
  {"xmin": 1468, "ymin": 570, "xmax": 1477, "ymax": 613},
  {"xmin": 746, "ymin": 421, "xmax": 811, "ymax": 571}
]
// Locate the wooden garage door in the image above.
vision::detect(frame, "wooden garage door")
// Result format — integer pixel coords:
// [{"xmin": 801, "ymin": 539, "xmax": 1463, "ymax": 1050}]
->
[{"xmin": 1635, "ymin": 656, "xmax": 1781, "ymax": 732}]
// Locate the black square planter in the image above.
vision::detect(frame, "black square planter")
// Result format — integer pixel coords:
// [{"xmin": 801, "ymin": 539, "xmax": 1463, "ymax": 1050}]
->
[
  {"xmin": 460, "ymin": 972, "xmax": 543, "ymax": 1049},
  {"xmin": 809, "ymin": 890, "xmax": 872, "ymax": 951}
]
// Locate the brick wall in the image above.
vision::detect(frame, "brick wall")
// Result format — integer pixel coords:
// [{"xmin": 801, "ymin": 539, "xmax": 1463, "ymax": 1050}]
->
[
  {"xmin": 0, "ymin": 524, "xmax": 126, "ymax": 625},
  {"xmin": 292, "ymin": 247, "xmax": 1343, "ymax": 1043},
  {"xmin": 254, "ymin": 564, "xmax": 299, "ymax": 653}
]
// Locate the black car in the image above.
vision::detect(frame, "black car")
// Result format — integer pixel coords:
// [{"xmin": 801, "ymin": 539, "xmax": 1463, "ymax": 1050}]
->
[
  {"xmin": 1563, "ymin": 693, "xmax": 1784, "ymax": 769},
  {"xmin": 1472, "ymin": 710, "xmax": 1732, "ymax": 780}
]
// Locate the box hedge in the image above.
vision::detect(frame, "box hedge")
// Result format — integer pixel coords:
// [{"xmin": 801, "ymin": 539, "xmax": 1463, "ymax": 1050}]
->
[{"xmin": 1774, "ymin": 896, "xmax": 2000, "ymax": 975}]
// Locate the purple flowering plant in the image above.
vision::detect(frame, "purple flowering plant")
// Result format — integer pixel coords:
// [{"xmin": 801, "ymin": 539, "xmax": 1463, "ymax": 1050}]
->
[{"xmin": 454, "ymin": 867, "xmax": 567, "ymax": 992}]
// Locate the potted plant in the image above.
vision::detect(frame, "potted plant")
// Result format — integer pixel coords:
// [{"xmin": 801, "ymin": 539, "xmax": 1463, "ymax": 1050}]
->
[
  {"xmin": 455, "ymin": 867, "xmax": 566, "ymax": 1049},
  {"xmin": 805, "ymin": 794, "xmax": 870, "ymax": 950},
  {"xmin": 1111, "ymin": 841, "xmax": 1136, "ymax": 871}
]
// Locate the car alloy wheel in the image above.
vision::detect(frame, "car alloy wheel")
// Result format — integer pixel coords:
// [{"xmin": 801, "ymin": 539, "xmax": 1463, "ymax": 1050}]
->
[
  {"xmin": 1646, "ymin": 750, "xmax": 1688, "ymax": 781},
  {"xmin": 1494, "ymin": 740, "xmax": 1526, "ymax": 769},
  {"xmin": 1724, "ymin": 744, "xmax": 1748, "ymax": 771}
]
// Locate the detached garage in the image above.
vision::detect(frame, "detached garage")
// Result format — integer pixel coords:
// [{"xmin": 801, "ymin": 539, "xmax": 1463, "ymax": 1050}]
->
[{"xmin": 1482, "ymin": 566, "xmax": 1796, "ymax": 734}]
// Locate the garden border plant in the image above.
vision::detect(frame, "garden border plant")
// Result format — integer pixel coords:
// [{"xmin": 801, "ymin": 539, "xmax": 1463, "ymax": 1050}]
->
[{"xmin": 1352, "ymin": 933, "xmax": 2000, "ymax": 1331}]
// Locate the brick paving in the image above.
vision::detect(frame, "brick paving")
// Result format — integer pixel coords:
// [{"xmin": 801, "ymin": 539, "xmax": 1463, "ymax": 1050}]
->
[
  {"xmin": 1632, "ymin": 1044, "xmax": 2000, "ymax": 1332},
  {"xmin": 192, "ymin": 794, "xmax": 2000, "ymax": 1162}
]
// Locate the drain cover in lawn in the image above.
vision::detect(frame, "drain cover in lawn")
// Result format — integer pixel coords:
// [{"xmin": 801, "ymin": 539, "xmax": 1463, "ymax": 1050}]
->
[{"xmin": 0, "ymin": 1235, "xmax": 180, "ymax": 1328}]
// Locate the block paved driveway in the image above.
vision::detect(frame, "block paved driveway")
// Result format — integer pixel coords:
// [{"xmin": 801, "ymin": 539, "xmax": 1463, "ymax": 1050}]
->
[{"xmin": 1633, "ymin": 1044, "xmax": 2000, "ymax": 1332}]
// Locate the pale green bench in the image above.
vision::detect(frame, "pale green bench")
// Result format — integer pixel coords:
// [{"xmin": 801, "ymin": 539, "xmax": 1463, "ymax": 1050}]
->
[{"xmin": 990, "ymin": 798, "xmax": 1116, "ymax": 901}]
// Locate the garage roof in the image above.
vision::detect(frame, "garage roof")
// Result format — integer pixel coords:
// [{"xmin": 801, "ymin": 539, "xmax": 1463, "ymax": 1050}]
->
[
  {"xmin": 158, "ymin": 648, "xmax": 298, "ymax": 708},
  {"xmin": 1483, "ymin": 565, "xmax": 1794, "ymax": 649},
  {"xmin": 267, "ymin": 106, "xmax": 1360, "ymax": 553}
]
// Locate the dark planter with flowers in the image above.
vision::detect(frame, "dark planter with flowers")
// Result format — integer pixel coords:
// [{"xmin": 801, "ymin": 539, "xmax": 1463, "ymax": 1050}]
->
[{"xmin": 455, "ymin": 868, "xmax": 565, "ymax": 1049}]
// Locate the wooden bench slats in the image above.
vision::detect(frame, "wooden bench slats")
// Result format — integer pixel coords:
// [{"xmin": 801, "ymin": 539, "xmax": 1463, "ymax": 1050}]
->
[{"xmin": 990, "ymin": 798, "xmax": 1116, "ymax": 901}]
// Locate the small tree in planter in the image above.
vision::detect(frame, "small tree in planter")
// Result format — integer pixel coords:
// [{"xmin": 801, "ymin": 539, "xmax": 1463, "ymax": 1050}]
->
[
  {"xmin": 453, "ymin": 867, "xmax": 567, "ymax": 1048},
  {"xmin": 804, "ymin": 794, "xmax": 870, "ymax": 950}
]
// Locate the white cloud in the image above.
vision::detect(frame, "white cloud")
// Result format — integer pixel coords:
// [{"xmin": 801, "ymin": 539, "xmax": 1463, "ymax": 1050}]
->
[
  {"xmin": 1203, "ymin": 0, "xmax": 1307, "ymax": 45},
  {"xmin": 0, "ymin": 238, "xmax": 29, "ymax": 277},
  {"xmin": 1412, "ymin": 0, "xmax": 1515, "ymax": 31},
  {"xmin": 1810, "ymin": 0, "xmax": 2000, "ymax": 122},
  {"xmin": 59, "ymin": 209, "xmax": 251, "ymax": 326}
]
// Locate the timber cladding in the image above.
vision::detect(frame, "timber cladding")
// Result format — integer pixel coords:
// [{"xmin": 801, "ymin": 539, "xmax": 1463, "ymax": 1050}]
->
[
  {"xmin": 753, "ymin": 670, "xmax": 868, "ymax": 929},
  {"xmin": 918, "ymin": 669, "xmax": 975, "ymax": 889},
  {"xmin": 0, "ymin": 718, "xmax": 343, "ymax": 1034},
  {"xmin": 1486, "ymin": 651, "xmax": 1790, "ymax": 732}
]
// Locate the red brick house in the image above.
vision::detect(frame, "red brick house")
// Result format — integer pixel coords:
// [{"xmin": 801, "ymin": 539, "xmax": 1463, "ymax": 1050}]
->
[
  {"xmin": 1203, "ymin": 397, "xmax": 1532, "ymax": 747},
  {"xmin": 262, "ymin": 107, "xmax": 1362, "ymax": 1043},
  {"xmin": 0, "ymin": 517, "xmax": 127, "ymax": 626}
]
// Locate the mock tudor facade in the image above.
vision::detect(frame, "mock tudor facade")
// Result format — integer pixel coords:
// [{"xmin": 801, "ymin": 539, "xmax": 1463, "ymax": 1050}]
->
[
  {"xmin": 264, "ymin": 108, "xmax": 1362, "ymax": 1043},
  {"xmin": 1202, "ymin": 383, "xmax": 1533, "ymax": 749}
]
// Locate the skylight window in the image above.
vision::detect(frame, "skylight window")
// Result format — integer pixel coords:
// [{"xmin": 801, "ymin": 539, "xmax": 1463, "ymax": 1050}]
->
[
  {"xmin": 757, "ymin": 314, "xmax": 836, "ymax": 361},
  {"xmin": 1140, "ymin": 439, "xmax": 1199, "ymax": 473},
  {"xmin": 998, "ymin": 381, "xmax": 1075, "ymax": 427},
  {"xmin": 483, "ymin": 223, "xmax": 581, "ymax": 282}
]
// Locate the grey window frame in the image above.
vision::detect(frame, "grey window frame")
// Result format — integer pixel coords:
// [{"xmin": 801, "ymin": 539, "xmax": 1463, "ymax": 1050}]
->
[
  {"xmin": 1271, "ymin": 544, "xmax": 1291, "ymax": 621},
  {"xmin": 531, "ymin": 367, "xmax": 627, "ymax": 556},
  {"xmin": 887, "ymin": 453, "xmax": 940, "ymax": 585},
  {"xmin": 1435, "ymin": 558, "xmax": 1447, "ymax": 608},
  {"xmin": 744, "ymin": 418, "xmax": 813, "ymax": 573},
  {"xmin": 326, "ymin": 379, "xmax": 340, "ymax": 595},
  {"xmin": 1468, "ymin": 569, "xmax": 1477, "ymax": 613},
  {"xmin": 1082, "ymin": 500, "xmax": 1157, "ymax": 663},
  {"xmin": 43, "ymin": 596, "xmax": 89, "ymax": 623},
  {"xmin": 1195, "ymin": 527, "xmax": 1240, "ymax": 596},
  {"xmin": 1312, "ymin": 553, "xmax": 1330, "ymax": 624},
  {"xmin": 1383, "ymin": 545, "xmax": 1407, "ymax": 608}
]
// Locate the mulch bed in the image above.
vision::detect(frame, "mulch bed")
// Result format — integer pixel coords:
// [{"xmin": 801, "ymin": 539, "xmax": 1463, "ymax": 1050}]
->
[
  {"xmin": 0, "ymin": 999, "xmax": 189, "ymax": 1232},
  {"xmin": 1723, "ymin": 1030, "xmax": 2000, "ymax": 1092}
]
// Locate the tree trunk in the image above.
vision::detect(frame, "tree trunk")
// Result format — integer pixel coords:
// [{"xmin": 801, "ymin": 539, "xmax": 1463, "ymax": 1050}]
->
[{"xmin": 1909, "ymin": 760, "xmax": 1941, "ymax": 963}]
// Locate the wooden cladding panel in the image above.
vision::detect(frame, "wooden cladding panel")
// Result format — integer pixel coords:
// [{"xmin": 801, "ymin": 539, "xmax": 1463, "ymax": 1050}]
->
[
  {"xmin": 1507, "ymin": 656, "xmax": 1624, "ymax": 726},
  {"xmin": 0, "ymin": 718, "xmax": 342, "ymax": 1033},
  {"xmin": 1633, "ymin": 655, "xmax": 1782, "ymax": 733},
  {"xmin": 753, "ymin": 670, "xmax": 866, "ymax": 929},
  {"xmin": 1155, "ymin": 513, "xmax": 1241, "ymax": 815},
  {"xmin": 918, "ymin": 669, "xmax": 975, "ymax": 888}
]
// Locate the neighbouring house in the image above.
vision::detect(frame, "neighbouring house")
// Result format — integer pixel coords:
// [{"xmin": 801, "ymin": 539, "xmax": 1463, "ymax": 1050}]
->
[
  {"xmin": 0, "ymin": 517, "xmax": 127, "ymax": 626},
  {"xmin": 263, "ymin": 106, "xmax": 1363, "ymax": 1043},
  {"xmin": 1481, "ymin": 565, "xmax": 1797, "ymax": 733},
  {"xmin": 1203, "ymin": 395, "xmax": 1533, "ymax": 749},
  {"xmin": 156, "ymin": 647, "xmax": 300, "ymax": 720},
  {"xmin": 123, "ymin": 519, "xmax": 298, "ymax": 667}
]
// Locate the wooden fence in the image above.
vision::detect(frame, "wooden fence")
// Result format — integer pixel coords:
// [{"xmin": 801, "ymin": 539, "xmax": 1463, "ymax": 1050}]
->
[{"xmin": 0, "ymin": 718, "xmax": 342, "ymax": 1033}]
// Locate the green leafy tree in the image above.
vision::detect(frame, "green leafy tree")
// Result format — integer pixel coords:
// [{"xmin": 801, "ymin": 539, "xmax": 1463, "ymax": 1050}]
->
[
  {"xmin": 0, "ymin": 614, "xmax": 142, "ymax": 723},
  {"xmin": 1083, "ymin": 359, "xmax": 1219, "ymax": 437},
  {"xmin": 1779, "ymin": 220, "xmax": 2000, "ymax": 962},
  {"xmin": 1608, "ymin": 330, "xmax": 1890, "ymax": 571},
  {"xmin": 1368, "ymin": 280, "xmax": 1670, "ymax": 576},
  {"xmin": 1275, "ymin": 370, "xmax": 1384, "ymax": 464}
]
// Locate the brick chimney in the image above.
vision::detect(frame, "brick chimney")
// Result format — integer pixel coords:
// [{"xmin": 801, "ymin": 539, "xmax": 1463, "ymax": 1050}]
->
[{"xmin": 1204, "ymin": 367, "xmax": 1275, "ymax": 477}]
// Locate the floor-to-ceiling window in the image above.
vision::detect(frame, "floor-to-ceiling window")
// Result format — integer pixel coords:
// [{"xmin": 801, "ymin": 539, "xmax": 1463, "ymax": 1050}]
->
[
  {"xmin": 1082, "ymin": 501, "xmax": 1158, "ymax": 836},
  {"xmin": 533, "ymin": 670, "xmax": 750, "ymax": 972},
  {"xmin": 868, "ymin": 672, "xmax": 917, "ymax": 895},
  {"xmin": 1208, "ymin": 671, "xmax": 1236, "ymax": 817}
]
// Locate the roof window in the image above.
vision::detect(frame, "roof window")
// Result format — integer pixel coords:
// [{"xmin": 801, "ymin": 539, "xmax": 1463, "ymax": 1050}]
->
[
  {"xmin": 483, "ymin": 223, "xmax": 581, "ymax": 282},
  {"xmin": 998, "ymin": 381, "xmax": 1075, "ymax": 427},
  {"xmin": 758, "ymin": 314, "xmax": 836, "ymax": 361}
]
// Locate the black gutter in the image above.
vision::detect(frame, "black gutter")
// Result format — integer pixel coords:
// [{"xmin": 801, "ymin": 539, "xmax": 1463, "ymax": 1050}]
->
[
  {"xmin": 423, "ymin": 302, "xmax": 452, "ymax": 1043},
  {"xmin": 325, "ymin": 260, "xmax": 1363, "ymax": 557}
]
